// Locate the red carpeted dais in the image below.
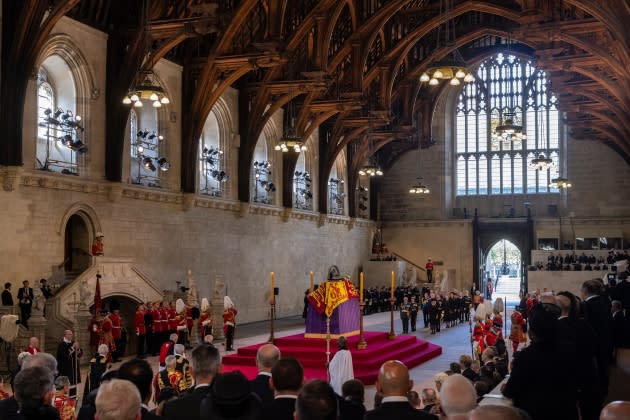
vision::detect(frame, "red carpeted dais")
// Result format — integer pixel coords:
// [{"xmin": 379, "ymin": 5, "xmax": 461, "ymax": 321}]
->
[{"xmin": 221, "ymin": 331, "xmax": 442, "ymax": 385}]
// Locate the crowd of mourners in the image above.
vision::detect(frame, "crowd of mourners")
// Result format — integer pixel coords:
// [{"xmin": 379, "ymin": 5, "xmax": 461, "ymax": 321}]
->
[
  {"xmin": 532, "ymin": 249, "xmax": 629, "ymax": 271},
  {"xmin": 2, "ymin": 273, "xmax": 630, "ymax": 419}
]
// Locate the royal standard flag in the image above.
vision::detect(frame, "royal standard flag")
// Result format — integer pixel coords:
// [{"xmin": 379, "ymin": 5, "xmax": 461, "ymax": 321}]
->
[
  {"xmin": 325, "ymin": 280, "xmax": 350, "ymax": 317},
  {"xmin": 307, "ymin": 286, "xmax": 327, "ymax": 315}
]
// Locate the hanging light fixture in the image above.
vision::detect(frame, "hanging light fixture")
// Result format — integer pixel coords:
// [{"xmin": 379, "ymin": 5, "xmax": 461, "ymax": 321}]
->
[
  {"xmin": 549, "ymin": 176, "xmax": 572, "ymax": 189},
  {"xmin": 275, "ymin": 62, "xmax": 306, "ymax": 153},
  {"xmin": 122, "ymin": 0, "xmax": 170, "ymax": 108},
  {"xmin": 492, "ymin": 111, "xmax": 527, "ymax": 143},
  {"xmin": 529, "ymin": 153, "xmax": 554, "ymax": 171},
  {"xmin": 409, "ymin": 180, "xmax": 430, "ymax": 194},
  {"xmin": 409, "ymin": 134, "xmax": 430, "ymax": 194},
  {"xmin": 358, "ymin": 109, "xmax": 383, "ymax": 177},
  {"xmin": 419, "ymin": 0, "xmax": 474, "ymax": 87}
]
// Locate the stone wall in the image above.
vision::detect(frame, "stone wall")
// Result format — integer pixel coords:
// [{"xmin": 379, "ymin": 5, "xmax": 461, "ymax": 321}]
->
[{"xmin": 0, "ymin": 177, "xmax": 372, "ymax": 323}]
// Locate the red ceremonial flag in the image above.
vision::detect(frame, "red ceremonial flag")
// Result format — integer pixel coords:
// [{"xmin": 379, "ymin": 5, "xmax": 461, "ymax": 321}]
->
[{"xmin": 94, "ymin": 274, "xmax": 102, "ymax": 314}]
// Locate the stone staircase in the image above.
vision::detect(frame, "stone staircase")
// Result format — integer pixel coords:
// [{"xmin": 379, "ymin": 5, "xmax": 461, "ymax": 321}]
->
[
  {"xmin": 43, "ymin": 257, "xmax": 164, "ymax": 356},
  {"xmin": 493, "ymin": 275, "xmax": 521, "ymax": 304}
]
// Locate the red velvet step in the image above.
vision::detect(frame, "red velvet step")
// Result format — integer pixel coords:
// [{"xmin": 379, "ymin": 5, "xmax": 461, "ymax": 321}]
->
[{"xmin": 221, "ymin": 331, "xmax": 442, "ymax": 385}]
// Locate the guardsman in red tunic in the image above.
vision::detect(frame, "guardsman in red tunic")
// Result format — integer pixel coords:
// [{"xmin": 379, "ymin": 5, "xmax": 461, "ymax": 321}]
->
[
  {"xmin": 110, "ymin": 308, "xmax": 123, "ymax": 361},
  {"xmin": 223, "ymin": 296, "xmax": 237, "ymax": 351},
  {"xmin": 472, "ymin": 303, "xmax": 487, "ymax": 360},
  {"xmin": 134, "ymin": 304, "xmax": 146, "ymax": 358},
  {"xmin": 425, "ymin": 258, "xmax": 434, "ymax": 283},
  {"xmin": 168, "ymin": 301, "xmax": 177, "ymax": 335},
  {"xmin": 151, "ymin": 302, "xmax": 162, "ymax": 355},
  {"xmin": 159, "ymin": 301, "xmax": 169, "ymax": 344},
  {"xmin": 99, "ymin": 310, "xmax": 116, "ymax": 361},
  {"xmin": 175, "ymin": 299, "xmax": 187, "ymax": 346},
  {"xmin": 199, "ymin": 298, "xmax": 212, "ymax": 340}
]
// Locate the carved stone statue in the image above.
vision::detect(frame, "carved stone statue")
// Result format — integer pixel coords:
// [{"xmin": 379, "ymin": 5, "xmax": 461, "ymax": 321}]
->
[
  {"xmin": 31, "ymin": 287, "xmax": 46, "ymax": 318},
  {"xmin": 79, "ymin": 279, "xmax": 91, "ymax": 307}
]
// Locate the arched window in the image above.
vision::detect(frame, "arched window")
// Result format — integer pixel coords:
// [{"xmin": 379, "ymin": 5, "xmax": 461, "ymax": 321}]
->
[
  {"xmin": 293, "ymin": 153, "xmax": 312, "ymax": 210},
  {"xmin": 252, "ymin": 133, "xmax": 275, "ymax": 204},
  {"xmin": 36, "ymin": 59, "xmax": 85, "ymax": 175},
  {"xmin": 329, "ymin": 163, "xmax": 345, "ymax": 215},
  {"xmin": 455, "ymin": 53, "xmax": 561, "ymax": 195},
  {"xmin": 129, "ymin": 107, "xmax": 169, "ymax": 187},
  {"xmin": 199, "ymin": 111, "xmax": 227, "ymax": 197}
]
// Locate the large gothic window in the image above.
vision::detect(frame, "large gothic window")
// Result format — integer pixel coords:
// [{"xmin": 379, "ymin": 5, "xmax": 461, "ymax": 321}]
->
[{"xmin": 455, "ymin": 53, "xmax": 561, "ymax": 196}]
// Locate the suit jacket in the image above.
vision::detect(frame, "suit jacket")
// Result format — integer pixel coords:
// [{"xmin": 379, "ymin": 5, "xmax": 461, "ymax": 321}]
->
[
  {"xmin": 461, "ymin": 367, "xmax": 479, "ymax": 382},
  {"xmin": 162, "ymin": 385, "xmax": 211, "ymax": 420},
  {"xmin": 259, "ymin": 396, "xmax": 296, "ymax": 420},
  {"xmin": 365, "ymin": 401, "xmax": 438, "ymax": 420},
  {"xmin": 0, "ymin": 397, "xmax": 19, "ymax": 420},
  {"xmin": 250, "ymin": 373, "xmax": 273, "ymax": 404},
  {"xmin": 502, "ymin": 342, "xmax": 578, "ymax": 420},
  {"xmin": 17, "ymin": 287, "xmax": 33, "ymax": 305},
  {"xmin": 1, "ymin": 289, "xmax": 13, "ymax": 306},
  {"xmin": 612, "ymin": 311, "xmax": 628, "ymax": 348}
]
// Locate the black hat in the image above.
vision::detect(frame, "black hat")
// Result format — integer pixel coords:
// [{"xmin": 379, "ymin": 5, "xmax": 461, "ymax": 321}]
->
[
  {"xmin": 210, "ymin": 372, "xmax": 261, "ymax": 417},
  {"xmin": 212, "ymin": 372, "xmax": 252, "ymax": 406}
]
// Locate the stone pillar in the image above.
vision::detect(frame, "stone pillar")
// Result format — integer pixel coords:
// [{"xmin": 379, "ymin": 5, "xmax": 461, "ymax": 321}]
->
[
  {"xmin": 211, "ymin": 275, "xmax": 225, "ymax": 341},
  {"xmin": 75, "ymin": 304, "xmax": 92, "ymax": 365}
]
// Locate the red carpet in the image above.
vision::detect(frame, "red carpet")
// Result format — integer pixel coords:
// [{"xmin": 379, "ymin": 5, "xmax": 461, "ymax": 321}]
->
[{"xmin": 222, "ymin": 332, "xmax": 442, "ymax": 385}]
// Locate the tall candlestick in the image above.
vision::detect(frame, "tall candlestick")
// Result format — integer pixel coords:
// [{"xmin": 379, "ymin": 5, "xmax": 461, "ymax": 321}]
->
[
  {"xmin": 390, "ymin": 271, "xmax": 395, "ymax": 299},
  {"xmin": 310, "ymin": 271, "xmax": 314, "ymax": 293},
  {"xmin": 271, "ymin": 272, "xmax": 275, "ymax": 304},
  {"xmin": 360, "ymin": 272, "xmax": 364, "ymax": 302}
]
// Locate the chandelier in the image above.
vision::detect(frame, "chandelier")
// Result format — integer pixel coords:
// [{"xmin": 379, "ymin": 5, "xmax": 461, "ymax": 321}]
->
[
  {"xmin": 529, "ymin": 153, "xmax": 555, "ymax": 171},
  {"xmin": 122, "ymin": 71, "xmax": 170, "ymax": 108},
  {"xmin": 358, "ymin": 162, "xmax": 383, "ymax": 177},
  {"xmin": 275, "ymin": 132, "xmax": 306, "ymax": 153},
  {"xmin": 492, "ymin": 112, "xmax": 526, "ymax": 142},
  {"xmin": 409, "ymin": 180, "xmax": 430, "ymax": 194},
  {"xmin": 419, "ymin": 0, "xmax": 474, "ymax": 86},
  {"xmin": 550, "ymin": 176, "xmax": 572, "ymax": 189},
  {"xmin": 420, "ymin": 54, "xmax": 475, "ymax": 86}
]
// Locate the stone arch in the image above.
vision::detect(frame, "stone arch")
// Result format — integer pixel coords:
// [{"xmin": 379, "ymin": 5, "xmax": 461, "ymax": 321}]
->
[
  {"xmin": 36, "ymin": 34, "xmax": 97, "ymax": 146},
  {"xmin": 57, "ymin": 202, "xmax": 103, "ymax": 241}
]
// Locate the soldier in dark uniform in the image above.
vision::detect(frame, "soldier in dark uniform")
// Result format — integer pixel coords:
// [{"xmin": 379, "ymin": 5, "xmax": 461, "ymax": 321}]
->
[
  {"xmin": 463, "ymin": 292, "xmax": 472, "ymax": 322},
  {"xmin": 428, "ymin": 299, "xmax": 439, "ymax": 334},
  {"xmin": 436, "ymin": 296, "xmax": 443, "ymax": 332},
  {"xmin": 421, "ymin": 293, "xmax": 430, "ymax": 328},
  {"xmin": 409, "ymin": 296, "xmax": 419, "ymax": 332},
  {"xmin": 399, "ymin": 296, "xmax": 410, "ymax": 334}
]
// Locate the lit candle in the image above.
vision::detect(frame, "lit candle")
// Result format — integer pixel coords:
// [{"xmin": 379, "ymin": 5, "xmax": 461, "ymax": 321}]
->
[
  {"xmin": 360, "ymin": 272, "xmax": 364, "ymax": 302},
  {"xmin": 310, "ymin": 271, "xmax": 314, "ymax": 293},
  {"xmin": 390, "ymin": 271, "xmax": 395, "ymax": 299},
  {"xmin": 271, "ymin": 272, "xmax": 275, "ymax": 304}
]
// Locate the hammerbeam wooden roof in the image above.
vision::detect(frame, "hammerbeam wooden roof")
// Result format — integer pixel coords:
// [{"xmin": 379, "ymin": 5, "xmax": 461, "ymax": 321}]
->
[{"xmin": 2, "ymin": 0, "xmax": 629, "ymax": 216}]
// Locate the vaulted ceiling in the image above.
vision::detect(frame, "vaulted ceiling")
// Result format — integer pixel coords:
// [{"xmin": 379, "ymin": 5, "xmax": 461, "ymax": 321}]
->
[{"xmin": 2, "ymin": 0, "xmax": 629, "ymax": 216}]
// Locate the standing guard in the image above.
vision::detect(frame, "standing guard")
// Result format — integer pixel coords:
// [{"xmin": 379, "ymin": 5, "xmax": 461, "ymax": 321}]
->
[{"xmin": 409, "ymin": 296, "xmax": 419, "ymax": 332}]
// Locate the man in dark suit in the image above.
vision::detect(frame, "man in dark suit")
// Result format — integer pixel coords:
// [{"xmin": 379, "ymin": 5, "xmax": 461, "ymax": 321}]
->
[
  {"xmin": 581, "ymin": 279, "xmax": 613, "ymax": 393},
  {"xmin": 117, "ymin": 358, "xmax": 162, "ymax": 420},
  {"xmin": 17, "ymin": 280, "xmax": 33, "ymax": 327},
  {"xmin": 1, "ymin": 282, "xmax": 13, "ymax": 306},
  {"xmin": 611, "ymin": 300, "xmax": 628, "ymax": 349},
  {"xmin": 556, "ymin": 292, "xmax": 601, "ymax": 420},
  {"xmin": 162, "ymin": 344, "xmax": 221, "ymax": 420},
  {"xmin": 250, "ymin": 343, "xmax": 280, "ymax": 404},
  {"xmin": 365, "ymin": 360, "xmax": 437, "ymax": 420},
  {"xmin": 259, "ymin": 357, "xmax": 303, "ymax": 420}
]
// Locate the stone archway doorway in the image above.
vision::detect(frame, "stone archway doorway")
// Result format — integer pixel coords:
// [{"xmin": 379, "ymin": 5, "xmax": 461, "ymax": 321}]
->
[
  {"xmin": 64, "ymin": 214, "xmax": 91, "ymax": 273},
  {"xmin": 100, "ymin": 295, "xmax": 141, "ymax": 358},
  {"xmin": 484, "ymin": 239, "xmax": 522, "ymax": 304}
]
